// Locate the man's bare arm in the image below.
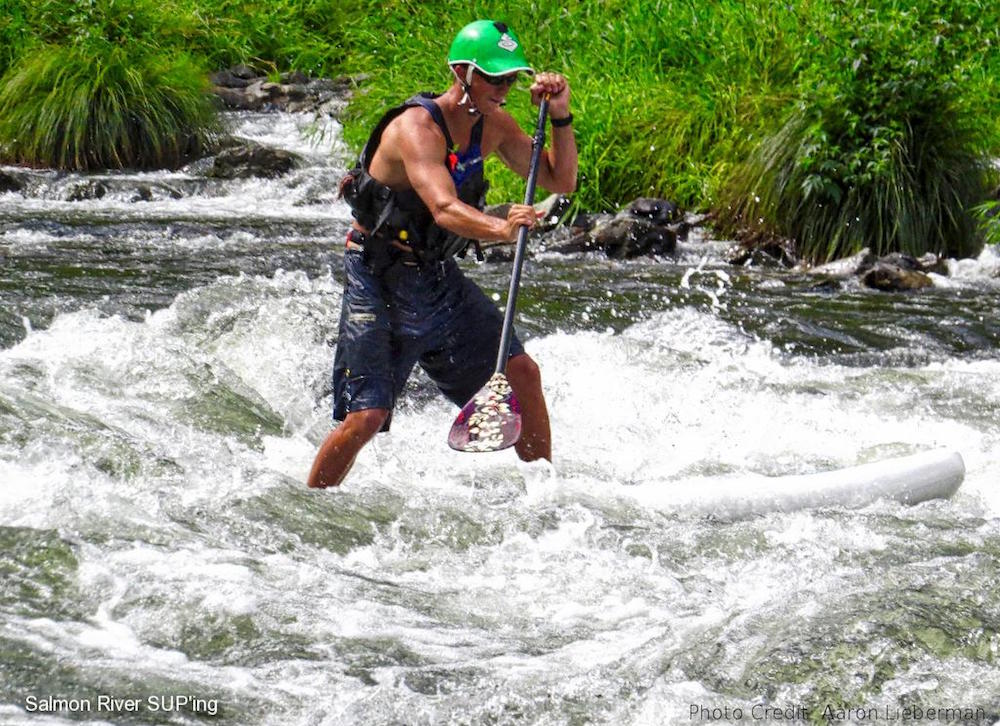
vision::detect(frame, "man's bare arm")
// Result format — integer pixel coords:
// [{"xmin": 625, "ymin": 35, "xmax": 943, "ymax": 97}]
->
[
  {"xmin": 496, "ymin": 72, "xmax": 577, "ymax": 194},
  {"xmin": 396, "ymin": 116, "xmax": 536, "ymax": 242}
]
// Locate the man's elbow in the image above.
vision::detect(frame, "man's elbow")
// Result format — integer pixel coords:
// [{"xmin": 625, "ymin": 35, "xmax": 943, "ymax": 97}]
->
[
  {"xmin": 429, "ymin": 198, "xmax": 458, "ymax": 227},
  {"xmin": 550, "ymin": 178, "xmax": 577, "ymax": 195}
]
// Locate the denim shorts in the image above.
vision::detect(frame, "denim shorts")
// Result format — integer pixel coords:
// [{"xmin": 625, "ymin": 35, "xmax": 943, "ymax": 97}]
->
[{"xmin": 332, "ymin": 249, "xmax": 524, "ymax": 430}]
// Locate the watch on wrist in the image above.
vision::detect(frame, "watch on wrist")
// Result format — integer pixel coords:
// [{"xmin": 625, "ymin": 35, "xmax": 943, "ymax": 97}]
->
[{"xmin": 551, "ymin": 113, "xmax": 573, "ymax": 128}]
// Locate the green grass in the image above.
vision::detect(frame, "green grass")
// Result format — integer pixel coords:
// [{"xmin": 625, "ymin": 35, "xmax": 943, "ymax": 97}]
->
[
  {"xmin": 978, "ymin": 199, "xmax": 1000, "ymax": 247},
  {"xmin": 0, "ymin": 40, "xmax": 219, "ymax": 170}
]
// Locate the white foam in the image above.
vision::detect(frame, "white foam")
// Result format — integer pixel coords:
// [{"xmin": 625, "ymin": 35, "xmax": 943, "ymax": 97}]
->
[{"xmin": 946, "ymin": 243, "xmax": 1000, "ymax": 281}]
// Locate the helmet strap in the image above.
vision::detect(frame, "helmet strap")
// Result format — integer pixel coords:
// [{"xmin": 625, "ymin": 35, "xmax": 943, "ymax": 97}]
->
[{"xmin": 454, "ymin": 65, "xmax": 480, "ymax": 116}]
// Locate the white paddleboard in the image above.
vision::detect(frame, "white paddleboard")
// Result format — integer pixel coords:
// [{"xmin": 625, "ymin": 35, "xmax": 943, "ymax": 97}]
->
[{"xmin": 628, "ymin": 449, "xmax": 965, "ymax": 519}]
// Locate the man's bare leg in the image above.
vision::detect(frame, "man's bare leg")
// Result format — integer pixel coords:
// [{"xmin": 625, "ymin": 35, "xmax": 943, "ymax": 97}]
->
[
  {"xmin": 505, "ymin": 353, "xmax": 551, "ymax": 462},
  {"xmin": 307, "ymin": 408, "xmax": 389, "ymax": 488}
]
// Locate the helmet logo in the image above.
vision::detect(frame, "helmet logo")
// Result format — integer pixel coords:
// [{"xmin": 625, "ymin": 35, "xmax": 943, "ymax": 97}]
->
[{"xmin": 497, "ymin": 33, "xmax": 518, "ymax": 52}]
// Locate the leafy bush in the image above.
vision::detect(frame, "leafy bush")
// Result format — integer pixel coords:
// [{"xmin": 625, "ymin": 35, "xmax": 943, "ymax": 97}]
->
[{"xmin": 720, "ymin": 0, "xmax": 999, "ymax": 262}]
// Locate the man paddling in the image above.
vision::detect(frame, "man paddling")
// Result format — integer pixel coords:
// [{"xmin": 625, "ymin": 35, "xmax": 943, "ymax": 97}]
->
[{"xmin": 308, "ymin": 20, "xmax": 578, "ymax": 488}]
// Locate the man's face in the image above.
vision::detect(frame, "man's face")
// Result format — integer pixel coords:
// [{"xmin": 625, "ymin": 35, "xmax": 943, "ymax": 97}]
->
[{"xmin": 470, "ymin": 68, "xmax": 518, "ymax": 113}]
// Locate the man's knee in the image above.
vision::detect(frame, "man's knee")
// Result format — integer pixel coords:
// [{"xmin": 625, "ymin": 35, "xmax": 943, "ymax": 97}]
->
[
  {"xmin": 506, "ymin": 354, "xmax": 541, "ymax": 388},
  {"xmin": 343, "ymin": 408, "xmax": 390, "ymax": 440}
]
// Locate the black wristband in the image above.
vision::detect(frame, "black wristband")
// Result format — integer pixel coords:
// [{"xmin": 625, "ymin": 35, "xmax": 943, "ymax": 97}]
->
[{"xmin": 551, "ymin": 113, "xmax": 573, "ymax": 128}]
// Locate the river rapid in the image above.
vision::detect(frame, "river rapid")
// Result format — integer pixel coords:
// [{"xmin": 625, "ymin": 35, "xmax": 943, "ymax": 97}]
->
[{"xmin": 1, "ymin": 112, "xmax": 999, "ymax": 725}]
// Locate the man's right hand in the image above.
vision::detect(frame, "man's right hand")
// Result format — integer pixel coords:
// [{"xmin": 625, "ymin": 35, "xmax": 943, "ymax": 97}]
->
[{"xmin": 504, "ymin": 204, "xmax": 538, "ymax": 241}]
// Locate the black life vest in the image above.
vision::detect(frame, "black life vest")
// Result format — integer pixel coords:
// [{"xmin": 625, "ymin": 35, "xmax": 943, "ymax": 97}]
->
[{"xmin": 339, "ymin": 93, "xmax": 488, "ymax": 267}]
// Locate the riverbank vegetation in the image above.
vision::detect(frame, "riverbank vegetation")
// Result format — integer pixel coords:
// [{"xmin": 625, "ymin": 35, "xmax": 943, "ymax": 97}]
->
[{"xmin": 1, "ymin": 0, "xmax": 998, "ymax": 261}]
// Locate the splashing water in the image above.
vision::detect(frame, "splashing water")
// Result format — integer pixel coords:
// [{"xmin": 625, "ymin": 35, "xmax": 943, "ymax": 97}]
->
[{"xmin": 2, "ymin": 113, "xmax": 1000, "ymax": 725}]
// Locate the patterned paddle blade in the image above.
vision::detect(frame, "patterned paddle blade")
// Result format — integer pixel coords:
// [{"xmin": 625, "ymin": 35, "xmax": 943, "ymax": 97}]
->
[{"xmin": 448, "ymin": 373, "xmax": 522, "ymax": 452}]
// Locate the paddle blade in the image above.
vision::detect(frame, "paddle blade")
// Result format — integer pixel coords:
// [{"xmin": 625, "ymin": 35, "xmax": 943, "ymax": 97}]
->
[{"xmin": 448, "ymin": 373, "xmax": 522, "ymax": 452}]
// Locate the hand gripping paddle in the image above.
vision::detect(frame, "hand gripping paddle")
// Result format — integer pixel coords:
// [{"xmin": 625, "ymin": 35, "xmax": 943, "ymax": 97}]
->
[{"xmin": 448, "ymin": 97, "xmax": 550, "ymax": 452}]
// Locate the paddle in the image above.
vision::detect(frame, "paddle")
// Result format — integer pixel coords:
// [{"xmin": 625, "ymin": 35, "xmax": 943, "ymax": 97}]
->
[{"xmin": 448, "ymin": 96, "xmax": 550, "ymax": 452}]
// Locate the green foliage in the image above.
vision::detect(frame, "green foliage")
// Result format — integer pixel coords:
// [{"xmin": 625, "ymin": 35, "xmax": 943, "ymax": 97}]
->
[
  {"xmin": 330, "ymin": 0, "xmax": 806, "ymax": 211},
  {"xmin": 18, "ymin": 0, "xmax": 194, "ymax": 47},
  {"xmin": 1, "ymin": 0, "xmax": 998, "ymax": 260},
  {"xmin": 720, "ymin": 0, "xmax": 1000, "ymax": 262},
  {"xmin": 0, "ymin": 4, "xmax": 28, "ymax": 79},
  {"xmin": 0, "ymin": 41, "xmax": 219, "ymax": 170},
  {"xmin": 978, "ymin": 199, "xmax": 1000, "ymax": 246}
]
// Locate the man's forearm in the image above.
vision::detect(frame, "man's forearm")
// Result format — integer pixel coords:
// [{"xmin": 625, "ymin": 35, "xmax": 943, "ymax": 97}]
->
[
  {"xmin": 430, "ymin": 197, "xmax": 512, "ymax": 242},
  {"xmin": 545, "ymin": 124, "xmax": 578, "ymax": 194}
]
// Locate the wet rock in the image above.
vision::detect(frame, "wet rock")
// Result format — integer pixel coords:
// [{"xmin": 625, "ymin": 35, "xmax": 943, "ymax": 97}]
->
[
  {"xmin": 0, "ymin": 170, "xmax": 23, "ymax": 193},
  {"xmin": 727, "ymin": 236, "xmax": 798, "ymax": 268},
  {"xmin": 728, "ymin": 243, "xmax": 796, "ymax": 269},
  {"xmin": 280, "ymin": 70, "xmax": 310, "ymax": 85},
  {"xmin": 207, "ymin": 142, "xmax": 301, "ymax": 179},
  {"xmin": 569, "ymin": 212, "xmax": 613, "ymax": 234},
  {"xmin": 878, "ymin": 252, "xmax": 923, "ymax": 271},
  {"xmin": 625, "ymin": 197, "xmax": 680, "ymax": 225},
  {"xmin": 480, "ymin": 243, "xmax": 515, "ymax": 264},
  {"xmin": 65, "ymin": 181, "xmax": 108, "ymax": 201},
  {"xmin": 213, "ymin": 83, "xmax": 272, "ymax": 111},
  {"xmin": 211, "ymin": 66, "xmax": 355, "ymax": 115},
  {"xmin": 804, "ymin": 248, "xmax": 875, "ymax": 277},
  {"xmin": 479, "ymin": 196, "xmax": 571, "ymax": 262},
  {"xmin": 152, "ymin": 183, "xmax": 185, "ymax": 200},
  {"xmin": 543, "ymin": 234, "xmax": 605, "ymax": 255},
  {"xmin": 862, "ymin": 263, "xmax": 934, "ymax": 292},
  {"xmin": 482, "ymin": 202, "xmax": 510, "ymax": 220},
  {"xmin": 593, "ymin": 216, "xmax": 677, "ymax": 258},
  {"xmin": 799, "ymin": 249, "xmax": 945, "ymax": 291},
  {"xmin": 915, "ymin": 252, "xmax": 948, "ymax": 275},
  {"xmin": 808, "ymin": 278, "xmax": 843, "ymax": 293},
  {"xmin": 229, "ymin": 64, "xmax": 260, "ymax": 81},
  {"xmin": 874, "ymin": 251, "xmax": 948, "ymax": 276},
  {"xmin": 549, "ymin": 197, "xmax": 680, "ymax": 258},
  {"xmin": 130, "ymin": 185, "xmax": 153, "ymax": 202},
  {"xmin": 724, "ymin": 222, "xmax": 799, "ymax": 268},
  {"xmin": 534, "ymin": 193, "xmax": 573, "ymax": 227},
  {"xmin": 209, "ymin": 69, "xmax": 253, "ymax": 89}
]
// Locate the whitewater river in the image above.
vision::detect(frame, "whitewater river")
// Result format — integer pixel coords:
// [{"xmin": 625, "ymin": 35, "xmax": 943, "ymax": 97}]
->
[{"xmin": 1, "ymin": 113, "xmax": 998, "ymax": 725}]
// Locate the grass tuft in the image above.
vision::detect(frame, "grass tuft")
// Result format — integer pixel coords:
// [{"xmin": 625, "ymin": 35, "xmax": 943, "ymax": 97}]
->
[{"xmin": 0, "ymin": 41, "xmax": 220, "ymax": 171}]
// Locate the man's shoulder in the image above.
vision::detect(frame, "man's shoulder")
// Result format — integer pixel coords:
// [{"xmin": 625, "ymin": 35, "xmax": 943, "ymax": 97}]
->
[{"xmin": 385, "ymin": 105, "xmax": 447, "ymax": 148}]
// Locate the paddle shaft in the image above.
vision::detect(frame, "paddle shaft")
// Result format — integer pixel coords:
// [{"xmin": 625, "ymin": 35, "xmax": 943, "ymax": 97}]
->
[{"xmin": 494, "ymin": 98, "xmax": 549, "ymax": 374}]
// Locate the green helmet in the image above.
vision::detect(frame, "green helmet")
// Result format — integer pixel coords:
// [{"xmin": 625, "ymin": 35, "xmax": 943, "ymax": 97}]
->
[{"xmin": 447, "ymin": 20, "xmax": 534, "ymax": 77}]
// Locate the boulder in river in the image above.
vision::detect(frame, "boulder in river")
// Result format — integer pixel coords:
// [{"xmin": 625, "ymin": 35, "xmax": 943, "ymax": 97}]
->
[
  {"xmin": 547, "ymin": 197, "xmax": 682, "ymax": 258},
  {"xmin": 65, "ymin": 180, "xmax": 108, "ymax": 202},
  {"xmin": 211, "ymin": 66, "xmax": 356, "ymax": 116},
  {"xmin": 803, "ymin": 250, "xmax": 942, "ymax": 291},
  {"xmin": 801, "ymin": 248, "xmax": 876, "ymax": 278},
  {"xmin": 0, "ymin": 170, "xmax": 23, "ymax": 193},
  {"xmin": 206, "ymin": 142, "xmax": 302, "ymax": 179},
  {"xmin": 726, "ymin": 233, "xmax": 798, "ymax": 268},
  {"xmin": 860, "ymin": 253, "xmax": 942, "ymax": 292},
  {"xmin": 862, "ymin": 263, "xmax": 934, "ymax": 291}
]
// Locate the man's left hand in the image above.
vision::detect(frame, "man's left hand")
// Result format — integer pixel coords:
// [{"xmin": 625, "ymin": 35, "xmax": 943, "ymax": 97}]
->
[{"xmin": 530, "ymin": 72, "xmax": 571, "ymax": 119}]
